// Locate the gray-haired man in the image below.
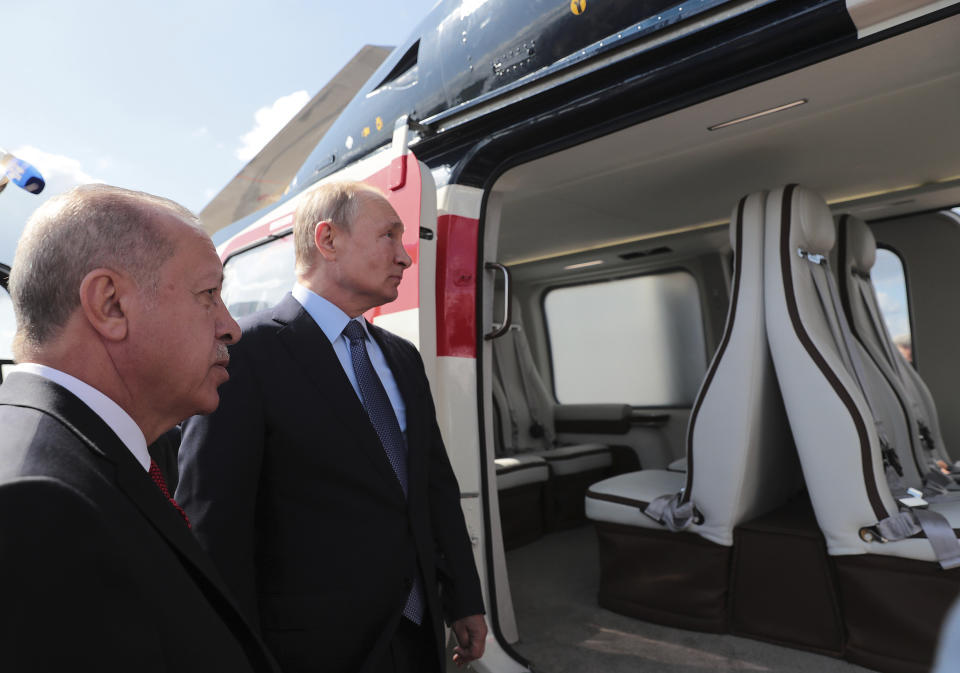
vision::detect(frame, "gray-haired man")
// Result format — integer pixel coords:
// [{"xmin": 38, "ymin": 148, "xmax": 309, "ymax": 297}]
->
[{"xmin": 0, "ymin": 184, "xmax": 278, "ymax": 672}]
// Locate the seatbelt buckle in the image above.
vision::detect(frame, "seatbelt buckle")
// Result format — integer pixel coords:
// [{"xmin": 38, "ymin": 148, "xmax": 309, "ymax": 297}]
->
[
  {"xmin": 797, "ymin": 248, "xmax": 825, "ymax": 265},
  {"xmin": 899, "ymin": 487, "xmax": 928, "ymax": 509}
]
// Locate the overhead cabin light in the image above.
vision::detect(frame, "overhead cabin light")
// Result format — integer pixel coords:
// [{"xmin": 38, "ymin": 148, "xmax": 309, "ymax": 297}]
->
[
  {"xmin": 563, "ymin": 259, "xmax": 604, "ymax": 270},
  {"xmin": 707, "ymin": 99, "xmax": 808, "ymax": 131}
]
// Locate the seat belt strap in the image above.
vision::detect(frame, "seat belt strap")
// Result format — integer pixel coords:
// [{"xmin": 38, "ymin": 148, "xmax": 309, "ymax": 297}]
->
[
  {"xmin": 806, "ymin": 256, "xmax": 896, "ymax": 457},
  {"xmin": 643, "ymin": 491, "xmax": 701, "ymax": 532},
  {"xmin": 872, "ymin": 507, "xmax": 960, "ymax": 570},
  {"xmin": 510, "ymin": 327, "xmax": 550, "ymax": 447},
  {"xmin": 492, "ymin": 343, "xmax": 521, "ymax": 450}
]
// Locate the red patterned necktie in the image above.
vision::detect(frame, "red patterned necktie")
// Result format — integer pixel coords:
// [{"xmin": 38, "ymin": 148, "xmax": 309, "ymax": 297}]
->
[{"xmin": 149, "ymin": 459, "xmax": 191, "ymax": 528}]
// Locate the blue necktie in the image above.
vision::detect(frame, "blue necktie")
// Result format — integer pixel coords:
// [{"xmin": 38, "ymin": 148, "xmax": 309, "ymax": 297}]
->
[{"xmin": 342, "ymin": 320, "xmax": 425, "ymax": 624}]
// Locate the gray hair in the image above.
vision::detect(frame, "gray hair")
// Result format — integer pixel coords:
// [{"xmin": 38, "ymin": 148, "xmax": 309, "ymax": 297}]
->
[
  {"xmin": 9, "ymin": 183, "xmax": 200, "ymax": 356},
  {"xmin": 293, "ymin": 180, "xmax": 385, "ymax": 275}
]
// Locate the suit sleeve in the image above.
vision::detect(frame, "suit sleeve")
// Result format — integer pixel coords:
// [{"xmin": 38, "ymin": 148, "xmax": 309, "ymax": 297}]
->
[
  {"xmin": 0, "ymin": 479, "xmax": 159, "ymax": 672},
  {"xmin": 176, "ymin": 343, "xmax": 266, "ymax": 628},
  {"xmin": 415, "ymin": 351, "xmax": 486, "ymax": 623}
]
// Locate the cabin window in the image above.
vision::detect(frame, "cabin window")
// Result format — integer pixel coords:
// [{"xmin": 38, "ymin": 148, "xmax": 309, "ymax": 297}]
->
[
  {"xmin": 222, "ymin": 235, "xmax": 295, "ymax": 319},
  {"xmin": 872, "ymin": 247, "xmax": 914, "ymax": 365},
  {"xmin": 543, "ymin": 270, "xmax": 707, "ymax": 406}
]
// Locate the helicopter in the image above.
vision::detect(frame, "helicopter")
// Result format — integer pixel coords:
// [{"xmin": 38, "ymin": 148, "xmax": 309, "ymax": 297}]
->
[{"xmin": 203, "ymin": 1, "xmax": 960, "ymax": 671}]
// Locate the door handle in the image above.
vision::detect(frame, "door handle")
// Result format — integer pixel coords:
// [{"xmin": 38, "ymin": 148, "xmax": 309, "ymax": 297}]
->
[{"xmin": 484, "ymin": 262, "xmax": 511, "ymax": 340}]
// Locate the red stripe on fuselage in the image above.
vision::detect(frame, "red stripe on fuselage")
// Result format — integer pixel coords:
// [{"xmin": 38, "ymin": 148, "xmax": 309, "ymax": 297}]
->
[{"xmin": 436, "ymin": 214, "xmax": 478, "ymax": 358}]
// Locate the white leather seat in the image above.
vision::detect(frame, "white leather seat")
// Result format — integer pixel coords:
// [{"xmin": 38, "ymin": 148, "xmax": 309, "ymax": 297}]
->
[
  {"xmin": 584, "ymin": 470, "xmax": 686, "ymax": 528},
  {"xmin": 494, "ymin": 454, "xmax": 550, "ymax": 490},
  {"xmin": 492, "ymin": 377, "xmax": 550, "ymax": 549},
  {"xmin": 764, "ymin": 185, "xmax": 960, "ymax": 562},
  {"xmin": 764, "ymin": 185, "xmax": 960, "ymax": 671},
  {"xmin": 836, "ymin": 213, "xmax": 953, "ymax": 475},
  {"xmin": 586, "ymin": 190, "xmax": 799, "ymax": 546},
  {"xmin": 582, "ymin": 191, "xmax": 801, "ymax": 632},
  {"xmin": 531, "ymin": 443, "xmax": 609, "ymax": 476},
  {"xmin": 491, "ymin": 308, "xmax": 613, "ymax": 527}
]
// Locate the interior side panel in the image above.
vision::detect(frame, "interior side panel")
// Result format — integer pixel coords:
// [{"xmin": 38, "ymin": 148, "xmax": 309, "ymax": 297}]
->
[{"xmin": 870, "ymin": 210, "xmax": 960, "ymax": 459}]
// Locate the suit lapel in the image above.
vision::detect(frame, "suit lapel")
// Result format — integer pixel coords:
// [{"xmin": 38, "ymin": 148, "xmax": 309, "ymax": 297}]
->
[
  {"xmin": 272, "ymin": 295, "xmax": 406, "ymax": 501},
  {"xmin": 0, "ymin": 373, "xmax": 246, "ymax": 614}
]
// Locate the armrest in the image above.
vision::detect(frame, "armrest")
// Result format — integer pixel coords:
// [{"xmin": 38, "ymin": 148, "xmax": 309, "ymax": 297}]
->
[
  {"xmin": 629, "ymin": 409, "xmax": 670, "ymax": 426},
  {"xmin": 554, "ymin": 404, "xmax": 631, "ymax": 435}
]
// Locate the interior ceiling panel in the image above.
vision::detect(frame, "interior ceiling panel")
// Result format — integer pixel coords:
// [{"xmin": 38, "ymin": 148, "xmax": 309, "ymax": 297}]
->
[{"xmin": 494, "ymin": 13, "xmax": 960, "ymax": 264}]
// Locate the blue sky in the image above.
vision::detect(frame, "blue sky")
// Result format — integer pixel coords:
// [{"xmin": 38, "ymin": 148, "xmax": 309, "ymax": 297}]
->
[{"xmin": 0, "ymin": 0, "xmax": 439, "ymax": 263}]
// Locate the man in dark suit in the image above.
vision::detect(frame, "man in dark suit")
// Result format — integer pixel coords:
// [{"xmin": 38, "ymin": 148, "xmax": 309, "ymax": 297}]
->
[
  {"xmin": 176, "ymin": 181, "xmax": 487, "ymax": 673},
  {"xmin": 0, "ymin": 184, "xmax": 278, "ymax": 672}
]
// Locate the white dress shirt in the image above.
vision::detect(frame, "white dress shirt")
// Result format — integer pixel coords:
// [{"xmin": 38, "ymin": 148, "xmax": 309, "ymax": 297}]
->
[
  {"xmin": 292, "ymin": 283, "xmax": 407, "ymax": 432},
  {"xmin": 10, "ymin": 362, "xmax": 151, "ymax": 471}
]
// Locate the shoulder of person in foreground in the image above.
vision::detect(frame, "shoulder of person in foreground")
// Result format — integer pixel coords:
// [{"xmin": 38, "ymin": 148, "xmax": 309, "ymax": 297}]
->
[{"xmin": 0, "ymin": 477, "xmax": 151, "ymax": 669}]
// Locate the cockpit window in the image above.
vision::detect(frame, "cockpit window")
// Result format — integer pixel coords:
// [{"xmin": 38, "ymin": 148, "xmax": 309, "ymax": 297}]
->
[{"xmin": 221, "ymin": 235, "xmax": 295, "ymax": 319}]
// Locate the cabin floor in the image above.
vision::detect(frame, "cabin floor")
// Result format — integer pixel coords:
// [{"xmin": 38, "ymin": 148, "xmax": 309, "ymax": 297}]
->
[{"xmin": 504, "ymin": 525, "xmax": 871, "ymax": 673}]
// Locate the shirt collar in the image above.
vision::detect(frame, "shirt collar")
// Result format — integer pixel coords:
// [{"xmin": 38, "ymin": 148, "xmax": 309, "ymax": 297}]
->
[
  {"xmin": 10, "ymin": 362, "xmax": 151, "ymax": 471},
  {"xmin": 292, "ymin": 283, "xmax": 370, "ymax": 343}
]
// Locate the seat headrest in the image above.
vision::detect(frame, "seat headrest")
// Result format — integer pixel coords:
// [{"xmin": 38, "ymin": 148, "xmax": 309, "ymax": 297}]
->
[
  {"xmin": 838, "ymin": 214, "xmax": 876, "ymax": 274},
  {"xmin": 728, "ymin": 190, "xmax": 766, "ymax": 250},
  {"xmin": 791, "ymin": 185, "xmax": 835, "ymax": 256}
]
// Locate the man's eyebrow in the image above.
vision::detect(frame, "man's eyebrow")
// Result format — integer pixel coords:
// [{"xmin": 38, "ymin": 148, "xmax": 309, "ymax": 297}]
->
[{"xmin": 197, "ymin": 271, "xmax": 225, "ymax": 287}]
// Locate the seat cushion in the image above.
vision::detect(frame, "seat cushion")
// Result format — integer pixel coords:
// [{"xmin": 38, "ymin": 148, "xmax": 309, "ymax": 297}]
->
[
  {"xmin": 495, "ymin": 455, "xmax": 549, "ymax": 490},
  {"xmin": 667, "ymin": 457, "xmax": 688, "ymax": 472},
  {"xmin": 533, "ymin": 443, "xmax": 611, "ymax": 476},
  {"xmin": 585, "ymin": 470, "xmax": 686, "ymax": 529}
]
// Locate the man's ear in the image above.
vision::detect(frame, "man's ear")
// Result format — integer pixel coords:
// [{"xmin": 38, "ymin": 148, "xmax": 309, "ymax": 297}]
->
[
  {"xmin": 314, "ymin": 220, "xmax": 338, "ymax": 262},
  {"xmin": 78, "ymin": 268, "xmax": 129, "ymax": 342}
]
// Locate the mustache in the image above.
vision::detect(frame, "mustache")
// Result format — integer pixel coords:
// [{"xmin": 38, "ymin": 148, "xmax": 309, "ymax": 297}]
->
[{"xmin": 215, "ymin": 343, "xmax": 230, "ymax": 364}]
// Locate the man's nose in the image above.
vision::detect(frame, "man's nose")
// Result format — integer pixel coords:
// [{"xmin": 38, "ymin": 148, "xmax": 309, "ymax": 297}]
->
[
  {"xmin": 398, "ymin": 243, "xmax": 413, "ymax": 268},
  {"xmin": 217, "ymin": 304, "xmax": 242, "ymax": 345}
]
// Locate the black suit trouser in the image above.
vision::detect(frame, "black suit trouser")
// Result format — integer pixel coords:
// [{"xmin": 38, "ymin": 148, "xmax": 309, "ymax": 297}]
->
[{"xmin": 380, "ymin": 617, "xmax": 439, "ymax": 673}]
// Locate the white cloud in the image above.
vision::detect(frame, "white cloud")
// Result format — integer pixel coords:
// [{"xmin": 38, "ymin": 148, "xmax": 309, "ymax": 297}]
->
[
  {"xmin": 876, "ymin": 290, "xmax": 901, "ymax": 315},
  {"xmin": 235, "ymin": 90, "xmax": 309, "ymax": 162},
  {"xmin": 11, "ymin": 145, "xmax": 99, "ymax": 185},
  {"xmin": 192, "ymin": 126, "xmax": 209, "ymax": 138}
]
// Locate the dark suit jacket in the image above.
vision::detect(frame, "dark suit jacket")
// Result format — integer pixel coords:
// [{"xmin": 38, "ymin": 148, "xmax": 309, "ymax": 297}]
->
[
  {"xmin": 0, "ymin": 372, "xmax": 278, "ymax": 673},
  {"xmin": 176, "ymin": 293, "xmax": 484, "ymax": 673}
]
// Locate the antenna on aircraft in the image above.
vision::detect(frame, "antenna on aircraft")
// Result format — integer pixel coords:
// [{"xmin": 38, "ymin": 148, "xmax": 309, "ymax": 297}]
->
[{"xmin": 0, "ymin": 149, "xmax": 45, "ymax": 195}]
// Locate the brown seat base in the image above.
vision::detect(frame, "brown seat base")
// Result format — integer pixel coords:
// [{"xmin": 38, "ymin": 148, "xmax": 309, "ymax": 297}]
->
[
  {"xmin": 594, "ymin": 520, "xmax": 731, "ymax": 632},
  {"xmin": 498, "ymin": 481, "xmax": 547, "ymax": 550}
]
